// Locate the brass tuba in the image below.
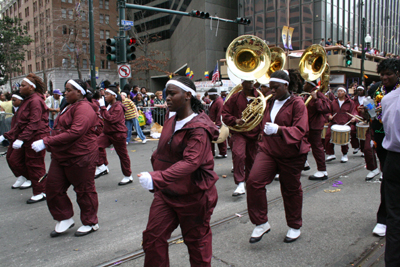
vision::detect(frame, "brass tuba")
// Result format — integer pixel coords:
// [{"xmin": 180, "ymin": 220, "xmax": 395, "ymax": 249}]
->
[
  {"xmin": 299, "ymin": 44, "xmax": 328, "ymax": 106},
  {"xmin": 224, "ymin": 35, "xmax": 271, "ymax": 132},
  {"xmin": 257, "ymin": 47, "xmax": 286, "ymax": 84}
]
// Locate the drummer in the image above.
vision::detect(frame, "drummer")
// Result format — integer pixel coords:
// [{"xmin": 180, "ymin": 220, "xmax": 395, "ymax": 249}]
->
[
  {"xmin": 207, "ymin": 88, "xmax": 227, "ymax": 158},
  {"xmin": 325, "ymin": 86, "xmax": 357, "ymax": 163}
]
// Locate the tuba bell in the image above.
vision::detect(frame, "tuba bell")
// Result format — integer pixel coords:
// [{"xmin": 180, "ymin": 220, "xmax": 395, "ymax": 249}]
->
[{"xmin": 257, "ymin": 47, "xmax": 286, "ymax": 84}]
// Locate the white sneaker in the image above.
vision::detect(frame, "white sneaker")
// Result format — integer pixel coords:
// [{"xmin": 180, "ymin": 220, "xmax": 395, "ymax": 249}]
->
[
  {"xmin": 95, "ymin": 164, "xmax": 109, "ymax": 178},
  {"xmin": 380, "ymin": 173, "xmax": 383, "ymax": 181},
  {"xmin": 326, "ymin": 155, "xmax": 336, "ymax": 162},
  {"xmin": 308, "ymin": 171, "xmax": 328, "ymax": 180},
  {"xmin": 26, "ymin": 193, "xmax": 46, "ymax": 204},
  {"xmin": 55, "ymin": 218, "xmax": 75, "ymax": 233},
  {"xmin": 12, "ymin": 176, "xmax": 27, "ymax": 189},
  {"xmin": 366, "ymin": 168, "xmax": 380, "ymax": 181},
  {"xmin": 19, "ymin": 179, "xmax": 32, "ymax": 190},
  {"xmin": 372, "ymin": 223, "xmax": 386, "ymax": 237},
  {"xmin": 353, "ymin": 148, "xmax": 360, "ymax": 154},
  {"xmin": 142, "ymin": 139, "xmax": 147, "ymax": 144},
  {"xmin": 232, "ymin": 182, "xmax": 245, "ymax": 196},
  {"xmin": 249, "ymin": 222, "xmax": 271, "ymax": 243},
  {"xmin": 274, "ymin": 174, "xmax": 280, "ymax": 181},
  {"xmin": 284, "ymin": 228, "xmax": 301, "ymax": 243},
  {"xmin": 75, "ymin": 224, "xmax": 99, "ymax": 237},
  {"xmin": 340, "ymin": 154, "xmax": 348, "ymax": 163},
  {"xmin": 118, "ymin": 175, "xmax": 133, "ymax": 186}
]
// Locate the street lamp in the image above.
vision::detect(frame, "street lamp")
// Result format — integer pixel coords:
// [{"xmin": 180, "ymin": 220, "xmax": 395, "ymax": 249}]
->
[
  {"xmin": 360, "ymin": 18, "xmax": 372, "ymax": 86},
  {"xmin": 365, "ymin": 34, "xmax": 372, "ymax": 50}
]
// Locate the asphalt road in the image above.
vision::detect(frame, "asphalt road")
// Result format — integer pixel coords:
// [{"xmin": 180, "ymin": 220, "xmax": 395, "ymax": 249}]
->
[{"xmin": 0, "ymin": 139, "xmax": 385, "ymax": 267}]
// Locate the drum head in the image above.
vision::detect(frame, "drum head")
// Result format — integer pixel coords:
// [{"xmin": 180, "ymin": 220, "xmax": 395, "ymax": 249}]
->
[{"xmin": 331, "ymin": 124, "xmax": 351, "ymax": 132}]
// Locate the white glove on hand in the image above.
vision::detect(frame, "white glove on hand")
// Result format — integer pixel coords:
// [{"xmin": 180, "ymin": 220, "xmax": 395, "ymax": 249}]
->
[
  {"xmin": 264, "ymin": 122, "xmax": 279, "ymax": 135},
  {"xmin": 0, "ymin": 135, "xmax": 5, "ymax": 143},
  {"xmin": 370, "ymin": 140, "xmax": 375, "ymax": 148},
  {"xmin": 99, "ymin": 98, "xmax": 105, "ymax": 107},
  {"xmin": 31, "ymin": 139, "xmax": 46, "ymax": 152},
  {"xmin": 12, "ymin": 139, "xmax": 24, "ymax": 149},
  {"xmin": 139, "ymin": 172, "xmax": 154, "ymax": 190}
]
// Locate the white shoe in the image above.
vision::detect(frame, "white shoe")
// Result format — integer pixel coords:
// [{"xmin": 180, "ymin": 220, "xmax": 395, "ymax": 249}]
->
[
  {"xmin": 340, "ymin": 154, "xmax": 348, "ymax": 163},
  {"xmin": 366, "ymin": 168, "xmax": 380, "ymax": 181},
  {"xmin": 19, "ymin": 179, "xmax": 32, "ymax": 189},
  {"xmin": 249, "ymin": 222, "xmax": 271, "ymax": 243},
  {"xmin": 274, "ymin": 174, "xmax": 280, "ymax": 181},
  {"xmin": 95, "ymin": 164, "xmax": 109, "ymax": 178},
  {"xmin": 26, "ymin": 193, "xmax": 46, "ymax": 204},
  {"xmin": 118, "ymin": 175, "xmax": 133, "ymax": 186},
  {"xmin": 75, "ymin": 224, "xmax": 99, "ymax": 237},
  {"xmin": 55, "ymin": 218, "xmax": 75, "ymax": 233},
  {"xmin": 126, "ymin": 142, "xmax": 128, "ymax": 145},
  {"xmin": 379, "ymin": 173, "xmax": 383, "ymax": 181},
  {"xmin": 308, "ymin": 171, "xmax": 328, "ymax": 180},
  {"xmin": 372, "ymin": 223, "xmax": 386, "ymax": 237},
  {"xmin": 215, "ymin": 154, "xmax": 228, "ymax": 158},
  {"xmin": 12, "ymin": 176, "xmax": 27, "ymax": 189},
  {"xmin": 326, "ymin": 155, "xmax": 336, "ymax": 162},
  {"xmin": 142, "ymin": 139, "xmax": 147, "ymax": 144},
  {"xmin": 284, "ymin": 228, "xmax": 301, "ymax": 243},
  {"xmin": 353, "ymin": 148, "xmax": 360, "ymax": 154},
  {"xmin": 232, "ymin": 182, "xmax": 245, "ymax": 196}
]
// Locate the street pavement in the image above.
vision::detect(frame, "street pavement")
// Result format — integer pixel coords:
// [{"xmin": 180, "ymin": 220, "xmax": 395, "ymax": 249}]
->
[{"xmin": 0, "ymin": 139, "xmax": 385, "ymax": 267}]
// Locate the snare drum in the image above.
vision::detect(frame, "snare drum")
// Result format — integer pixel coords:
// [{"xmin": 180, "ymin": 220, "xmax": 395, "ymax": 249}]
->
[
  {"xmin": 356, "ymin": 122, "xmax": 369, "ymax": 140},
  {"xmin": 330, "ymin": 124, "xmax": 351, "ymax": 145},
  {"xmin": 321, "ymin": 123, "xmax": 329, "ymax": 139}
]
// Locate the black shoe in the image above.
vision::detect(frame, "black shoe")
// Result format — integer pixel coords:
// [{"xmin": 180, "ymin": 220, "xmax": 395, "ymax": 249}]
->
[
  {"xmin": 308, "ymin": 175, "xmax": 328, "ymax": 180},
  {"xmin": 50, "ymin": 223, "xmax": 75, "ymax": 238},
  {"xmin": 284, "ymin": 236, "xmax": 300, "ymax": 243},
  {"xmin": 215, "ymin": 154, "xmax": 228, "ymax": 159},
  {"xmin": 303, "ymin": 166, "xmax": 311, "ymax": 171},
  {"xmin": 118, "ymin": 180, "xmax": 133, "ymax": 186},
  {"xmin": 249, "ymin": 229, "xmax": 270, "ymax": 243},
  {"xmin": 26, "ymin": 195, "xmax": 46, "ymax": 204},
  {"xmin": 94, "ymin": 170, "xmax": 108, "ymax": 179}
]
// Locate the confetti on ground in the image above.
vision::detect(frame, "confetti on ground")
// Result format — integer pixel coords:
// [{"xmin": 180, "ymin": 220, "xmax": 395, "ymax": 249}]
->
[
  {"xmin": 115, "ymin": 199, "xmax": 117, "ymax": 202},
  {"xmin": 173, "ymin": 239, "xmax": 184, "ymax": 244},
  {"xmin": 222, "ymin": 175, "xmax": 227, "ymax": 178},
  {"xmin": 74, "ymin": 249, "xmax": 79, "ymax": 251},
  {"xmin": 235, "ymin": 213, "xmax": 243, "ymax": 217},
  {"xmin": 131, "ymin": 150, "xmax": 136, "ymax": 152},
  {"xmin": 324, "ymin": 189, "xmax": 341, "ymax": 193}
]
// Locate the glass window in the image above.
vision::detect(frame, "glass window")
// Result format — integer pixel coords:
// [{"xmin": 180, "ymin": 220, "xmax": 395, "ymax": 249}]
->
[
  {"xmin": 105, "ymin": 30, "xmax": 110, "ymax": 39},
  {"xmin": 255, "ymin": 13, "xmax": 264, "ymax": 31},
  {"xmin": 255, "ymin": 0, "xmax": 264, "ymax": 12},
  {"xmin": 302, "ymin": 4, "xmax": 313, "ymax": 22},
  {"xmin": 327, "ymin": 3, "xmax": 331, "ymax": 21},
  {"xmin": 290, "ymin": 0, "xmax": 300, "ymax": 6},
  {"xmin": 303, "ymin": 0, "xmax": 312, "ymax": 3},
  {"xmin": 278, "ymin": 0, "xmax": 287, "ymax": 9},
  {"xmin": 256, "ymin": 30, "xmax": 264, "ymax": 39},
  {"xmin": 338, "ymin": 0, "xmax": 343, "ymax": 9},
  {"xmin": 105, "ymin": 15, "xmax": 109, "ymax": 24},
  {"xmin": 101, "ymin": 60, "xmax": 105, "ymax": 69},
  {"xmin": 265, "ymin": 28, "xmax": 276, "ymax": 44},
  {"xmin": 61, "ymin": 8, "xmax": 66, "ymax": 18},
  {"xmin": 332, "ymin": 5, "xmax": 337, "ymax": 22},
  {"xmin": 105, "ymin": 0, "xmax": 109, "ymax": 10},
  {"xmin": 277, "ymin": 8, "xmax": 288, "ymax": 28},
  {"xmin": 292, "ymin": 25, "xmax": 300, "ymax": 42},
  {"xmin": 99, "ymin": 14, "xmax": 103, "ymax": 23},
  {"xmin": 338, "ymin": 9, "xmax": 343, "ymax": 28},
  {"xmin": 82, "ymin": 28, "xmax": 86, "ymax": 37},
  {"xmin": 265, "ymin": 12, "xmax": 276, "ymax": 28},
  {"xmin": 81, "ymin": 11, "xmax": 86, "ymax": 20},
  {"xmin": 266, "ymin": 0, "xmax": 275, "ymax": 12},
  {"xmin": 100, "ymin": 30, "xmax": 104, "ymax": 39},
  {"xmin": 83, "ymin": 59, "xmax": 87, "ymax": 69},
  {"xmin": 245, "ymin": 2, "xmax": 254, "ymax": 17},
  {"xmin": 107, "ymin": 61, "xmax": 110, "ymax": 69},
  {"xmin": 333, "ymin": 24, "xmax": 337, "ymax": 42},
  {"xmin": 68, "ymin": 10, "xmax": 73, "ymax": 19},
  {"xmin": 289, "ymin": 6, "xmax": 300, "ymax": 24},
  {"xmin": 61, "ymin": 0, "xmax": 66, "ymax": 2},
  {"xmin": 302, "ymin": 23, "xmax": 313, "ymax": 40}
]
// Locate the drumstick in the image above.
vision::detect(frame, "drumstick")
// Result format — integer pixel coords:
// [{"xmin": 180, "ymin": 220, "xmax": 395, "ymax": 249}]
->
[
  {"xmin": 346, "ymin": 112, "xmax": 364, "ymax": 122},
  {"xmin": 344, "ymin": 120, "xmax": 352, "ymax": 126},
  {"xmin": 332, "ymin": 113, "xmax": 337, "ymax": 118},
  {"xmin": 38, "ymin": 173, "xmax": 47, "ymax": 183}
]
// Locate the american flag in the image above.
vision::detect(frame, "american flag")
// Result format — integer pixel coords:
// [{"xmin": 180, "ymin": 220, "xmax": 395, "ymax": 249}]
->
[{"xmin": 211, "ymin": 62, "xmax": 220, "ymax": 83}]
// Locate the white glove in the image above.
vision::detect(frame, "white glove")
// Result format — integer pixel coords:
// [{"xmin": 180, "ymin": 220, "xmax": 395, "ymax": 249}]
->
[
  {"xmin": 12, "ymin": 139, "xmax": 24, "ymax": 149},
  {"xmin": 139, "ymin": 172, "xmax": 154, "ymax": 190},
  {"xmin": 0, "ymin": 135, "xmax": 5, "ymax": 143},
  {"xmin": 32, "ymin": 139, "xmax": 46, "ymax": 152},
  {"xmin": 370, "ymin": 140, "xmax": 375, "ymax": 148},
  {"xmin": 99, "ymin": 98, "xmax": 105, "ymax": 107},
  {"xmin": 264, "ymin": 122, "xmax": 279, "ymax": 135}
]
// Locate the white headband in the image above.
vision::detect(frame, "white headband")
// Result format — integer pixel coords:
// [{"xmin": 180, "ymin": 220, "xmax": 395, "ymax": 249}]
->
[
  {"xmin": 12, "ymin": 94, "xmax": 24, "ymax": 100},
  {"xmin": 356, "ymin": 86, "xmax": 365, "ymax": 90},
  {"xmin": 269, "ymin": 78, "xmax": 289, "ymax": 85},
  {"xmin": 166, "ymin": 80, "xmax": 196, "ymax": 96},
  {"xmin": 283, "ymin": 70, "xmax": 289, "ymax": 76},
  {"xmin": 306, "ymin": 81, "xmax": 317, "ymax": 87},
  {"xmin": 106, "ymin": 89, "xmax": 117, "ymax": 96},
  {"xmin": 208, "ymin": 92, "xmax": 218, "ymax": 95},
  {"xmin": 337, "ymin": 87, "xmax": 347, "ymax": 93},
  {"xmin": 23, "ymin": 78, "xmax": 36, "ymax": 88},
  {"xmin": 67, "ymin": 80, "xmax": 86, "ymax": 95}
]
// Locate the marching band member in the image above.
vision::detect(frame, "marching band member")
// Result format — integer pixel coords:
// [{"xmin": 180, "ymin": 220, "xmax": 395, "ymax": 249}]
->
[
  {"xmin": 246, "ymin": 70, "xmax": 310, "ymax": 243},
  {"xmin": 207, "ymin": 88, "xmax": 227, "ymax": 158},
  {"xmin": 260, "ymin": 83, "xmax": 271, "ymax": 97},
  {"xmin": 303, "ymin": 80, "xmax": 331, "ymax": 180},
  {"xmin": 222, "ymin": 80, "xmax": 261, "ymax": 196},
  {"xmin": 31, "ymin": 79, "xmax": 102, "ymax": 237},
  {"xmin": 138, "ymin": 76, "xmax": 219, "ymax": 267},
  {"xmin": 95, "ymin": 85, "xmax": 133, "ymax": 185},
  {"xmin": 2, "ymin": 73, "xmax": 50, "ymax": 203},
  {"xmin": 325, "ymin": 87, "xmax": 357, "ymax": 163}
]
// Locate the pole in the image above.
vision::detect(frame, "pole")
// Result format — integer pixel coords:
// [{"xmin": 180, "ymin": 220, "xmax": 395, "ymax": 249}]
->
[
  {"xmin": 88, "ymin": 0, "xmax": 96, "ymax": 88},
  {"xmin": 118, "ymin": 0, "xmax": 127, "ymax": 90},
  {"xmin": 360, "ymin": 0, "xmax": 365, "ymax": 87}
]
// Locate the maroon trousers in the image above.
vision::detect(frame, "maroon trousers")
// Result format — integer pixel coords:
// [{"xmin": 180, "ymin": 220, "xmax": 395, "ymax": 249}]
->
[
  {"xmin": 247, "ymin": 152, "xmax": 307, "ymax": 229},
  {"xmin": 325, "ymin": 124, "xmax": 357, "ymax": 155},
  {"xmin": 211, "ymin": 140, "xmax": 227, "ymax": 156},
  {"xmin": 308, "ymin": 129, "xmax": 327, "ymax": 171},
  {"xmin": 6, "ymin": 133, "xmax": 47, "ymax": 195},
  {"xmin": 143, "ymin": 188, "xmax": 217, "ymax": 267},
  {"xmin": 98, "ymin": 132, "xmax": 131, "ymax": 176},
  {"xmin": 46, "ymin": 152, "xmax": 98, "ymax": 225},
  {"xmin": 230, "ymin": 134, "xmax": 258, "ymax": 184},
  {"xmin": 363, "ymin": 130, "xmax": 378, "ymax": 171}
]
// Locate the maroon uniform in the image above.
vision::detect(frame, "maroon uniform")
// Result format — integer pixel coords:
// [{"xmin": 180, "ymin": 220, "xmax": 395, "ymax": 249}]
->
[
  {"xmin": 43, "ymin": 99, "xmax": 101, "ymax": 225},
  {"xmin": 306, "ymin": 91, "xmax": 331, "ymax": 171},
  {"xmin": 247, "ymin": 96, "xmax": 310, "ymax": 229},
  {"xmin": 222, "ymin": 89, "xmax": 261, "ymax": 184},
  {"xmin": 142, "ymin": 112, "xmax": 219, "ymax": 267},
  {"xmin": 208, "ymin": 96, "xmax": 227, "ymax": 156},
  {"xmin": 325, "ymin": 95, "xmax": 358, "ymax": 155},
  {"xmin": 4, "ymin": 92, "xmax": 50, "ymax": 195},
  {"xmin": 97, "ymin": 101, "xmax": 131, "ymax": 176}
]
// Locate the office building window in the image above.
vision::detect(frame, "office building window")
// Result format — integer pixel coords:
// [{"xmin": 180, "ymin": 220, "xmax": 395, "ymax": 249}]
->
[
  {"xmin": 61, "ymin": 8, "xmax": 66, "ymax": 18},
  {"xmin": 100, "ymin": 45, "xmax": 105, "ymax": 54},
  {"xmin": 101, "ymin": 60, "xmax": 105, "ymax": 69},
  {"xmin": 25, "ymin": 7, "xmax": 29, "ymax": 17},
  {"xmin": 83, "ymin": 59, "xmax": 87, "ymax": 69},
  {"xmin": 27, "ymin": 51, "xmax": 32, "ymax": 60},
  {"xmin": 82, "ymin": 43, "xmax": 87, "ymax": 53},
  {"xmin": 105, "ymin": 0, "xmax": 109, "ymax": 9},
  {"xmin": 99, "ymin": 0, "xmax": 103, "ymax": 8},
  {"xmin": 82, "ymin": 28, "xmax": 86, "ymax": 37},
  {"xmin": 105, "ymin": 30, "xmax": 110, "ymax": 39},
  {"xmin": 105, "ymin": 15, "xmax": 109, "ymax": 24},
  {"xmin": 99, "ymin": 14, "xmax": 104, "ymax": 24},
  {"xmin": 68, "ymin": 10, "xmax": 73, "ymax": 19},
  {"xmin": 62, "ymin": 25, "xmax": 67, "ymax": 34},
  {"xmin": 28, "ymin": 65, "xmax": 32, "ymax": 72},
  {"xmin": 100, "ymin": 30, "xmax": 104, "ymax": 39}
]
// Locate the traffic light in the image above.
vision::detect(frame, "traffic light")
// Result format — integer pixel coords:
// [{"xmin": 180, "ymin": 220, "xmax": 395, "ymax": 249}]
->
[
  {"xmin": 236, "ymin": 17, "xmax": 251, "ymax": 25},
  {"xmin": 126, "ymin": 37, "xmax": 136, "ymax": 61},
  {"xmin": 190, "ymin": 10, "xmax": 210, "ymax": 19},
  {"xmin": 106, "ymin": 38, "xmax": 118, "ymax": 61},
  {"xmin": 345, "ymin": 48, "xmax": 353, "ymax": 67}
]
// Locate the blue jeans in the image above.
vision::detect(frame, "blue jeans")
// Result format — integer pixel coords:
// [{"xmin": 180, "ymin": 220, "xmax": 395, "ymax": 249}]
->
[
  {"xmin": 125, "ymin": 118, "xmax": 146, "ymax": 142},
  {"xmin": 49, "ymin": 120, "xmax": 54, "ymax": 129}
]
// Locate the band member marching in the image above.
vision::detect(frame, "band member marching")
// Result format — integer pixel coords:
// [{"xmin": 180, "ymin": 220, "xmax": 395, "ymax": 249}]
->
[
  {"xmin": 222, "ymin": 80, "xmax": 261, "ymax": 196},
  {"xmin": 207, "ymin": 88, "xmax": 227, "ymax": 158},
  {"xmin": 1, "ymin": 73, "xmax": 50, "ymax": 203},
  {"xmin": 138, "ymin": 76, "xmax": 219, "ymax": 267},
  {"xmin": 31, "ymin": 79, "xmax": 102, "ymax": 237},
  {"xmin": 246, "ymin": 70, "xmax": 310, "ymax": 243},
  {"xmin": 302, "ymin": 80, "xmax": 331, "ymax": 180}
]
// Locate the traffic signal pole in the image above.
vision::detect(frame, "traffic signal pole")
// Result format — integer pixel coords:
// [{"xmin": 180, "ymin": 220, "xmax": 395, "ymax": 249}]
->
[
  {"xmin": 118, "ymin": 0, "xmax": 127, "ymax": 90},
  {"xmin": 88, "ymin": 0, "xmax": 96, "ymax": 88}
]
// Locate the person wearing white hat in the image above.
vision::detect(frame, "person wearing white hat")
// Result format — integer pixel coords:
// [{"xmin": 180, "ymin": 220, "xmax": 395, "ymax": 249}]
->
[{"xmin": 45, "ymin": 89, "xmax": 63, "ymax": 129}]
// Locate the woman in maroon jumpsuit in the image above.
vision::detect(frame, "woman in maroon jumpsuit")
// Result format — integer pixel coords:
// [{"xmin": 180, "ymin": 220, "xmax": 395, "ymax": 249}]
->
[
  {"xmin": 138, "ymin": 76, "xmax": 219, "ymax": 267},
  {"xmin": 246, "ymin": 70, "xmax": 310, "ymax": 244},
  {"xmin": 31, "ymin": 79, "xmax": 102, "ymax": 237},
  {"xmin": 3, "ymin": 73, "xmax": 50, "ymax": 204}
]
